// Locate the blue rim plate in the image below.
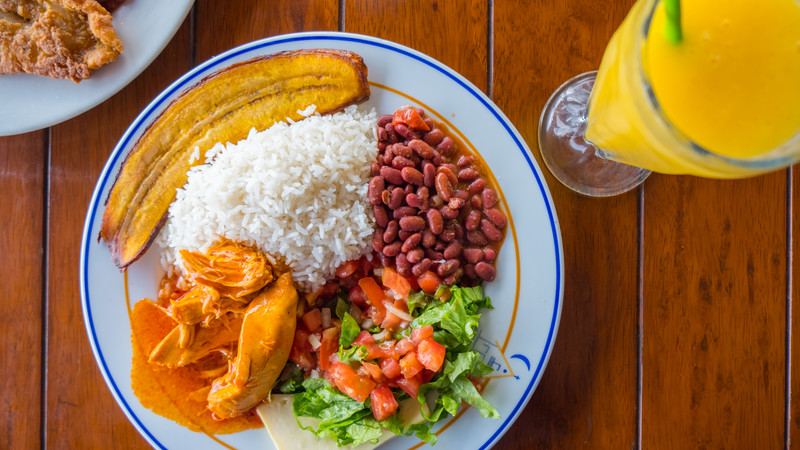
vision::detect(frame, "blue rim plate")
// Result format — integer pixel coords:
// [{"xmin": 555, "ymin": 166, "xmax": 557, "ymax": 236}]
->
[{"xmin": 80, "ymin": 32, "xmax": 563, "ymax": 449}]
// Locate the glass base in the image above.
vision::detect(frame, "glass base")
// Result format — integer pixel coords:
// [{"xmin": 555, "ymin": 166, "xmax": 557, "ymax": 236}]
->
[{"xmin": 538, "ymin": 71, "xmax": 651, "ymax": 197}]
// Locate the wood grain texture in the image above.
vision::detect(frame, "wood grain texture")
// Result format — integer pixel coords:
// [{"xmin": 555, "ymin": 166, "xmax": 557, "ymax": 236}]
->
[
  {"xmin": 0, "ymin": 132, "xmax": 45, "ymax": 449},
  {"xmin": 195, "ymin": 0, "xmax": 339, "ymax": 64},
  {"xmin": 493, "ymin": 0, "xmax": 639, "ymax": 448},
  {"xmin": 642, "ymin": 174, "xmax": 787, "ymax": 449},
  {"xmin": 44, "ymin": 19, "xmax": 192, "ymax": 449},
  {"xmin": 794, "ymin": 167, "xmax": 800, "ymax": 448},
  {"xmin": 345, "ymin": 0, "xmax": 489, "ymax": 93}
]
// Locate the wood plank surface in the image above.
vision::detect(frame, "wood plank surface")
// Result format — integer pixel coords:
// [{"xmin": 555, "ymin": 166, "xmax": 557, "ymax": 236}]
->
[
  {"xmin": 789, "ymin": 167, "xmax": 799, "ymax": 447},
  {"xmin": 0, "ymin": 132, "xmax": 45, "ymax": 449},
  {"xmin": 195, "ymin": 0, "xmax": 339, "ymax": 64},
  {"xmin": 642, "ymin": 173, "xmax": 787, "ymax": 448},
  {"xmin": 344, "ymin": 0, "xmax": 489, "ymax": 93},
  {"xmin": 44, "ymin": 18, "xmax": 193, "ymax": 449},
  {"xmin": 10, "ymin": 0, "xmax": 793, "ymax": 449},
  {"xmin": 492, "ymin": 0, "xmax": 639, "ymax": 448}
]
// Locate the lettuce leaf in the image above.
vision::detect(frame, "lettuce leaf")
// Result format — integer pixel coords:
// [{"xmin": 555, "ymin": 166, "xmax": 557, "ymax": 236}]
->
[
  {"xmin": 291, "ymin": 285, "xmax": 498, "ymax": 447},
  {"xmin": 339, "ymin": 311, "xmax": 361, "ymax": 348},
  {"xmin": 293, "ymin": 378, "xmax": 436, "ymax": 447},
  {"xmin": 419, "ymin": 351, "xmax": 499, "ymax": 421}
]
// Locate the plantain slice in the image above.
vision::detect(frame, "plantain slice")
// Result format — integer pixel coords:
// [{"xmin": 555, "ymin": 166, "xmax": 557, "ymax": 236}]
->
[{"xmin": 100, "ymin": 49, "xmax": 370, "ymax": 268}]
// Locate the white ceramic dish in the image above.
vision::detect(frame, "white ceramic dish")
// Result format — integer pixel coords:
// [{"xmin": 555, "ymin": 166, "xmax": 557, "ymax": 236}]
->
[
  {"xmin": 0, "ymin": 0, "xmax": 194, "ymax": 136},
  {"xmin": 80, "ymin": 32, "xmax": 563, "ymax": 450}
]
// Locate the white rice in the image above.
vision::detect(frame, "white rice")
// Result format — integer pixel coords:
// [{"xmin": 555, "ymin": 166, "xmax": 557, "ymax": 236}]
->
[{"xmin": 157, "ymin": 105, "xmax": 377, "ymax": 292}]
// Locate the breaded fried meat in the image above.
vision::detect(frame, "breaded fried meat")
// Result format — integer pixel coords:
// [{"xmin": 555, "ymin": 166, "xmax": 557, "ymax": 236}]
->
[{"xmin": 0, "ymin": 0, "xmax": 123, "ymax": 82}]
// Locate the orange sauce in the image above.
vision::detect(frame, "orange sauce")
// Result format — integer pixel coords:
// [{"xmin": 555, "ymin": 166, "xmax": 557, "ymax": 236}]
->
[{"xmin": 128, "ymin": 297, "xmax": 261, "ymax": 435}]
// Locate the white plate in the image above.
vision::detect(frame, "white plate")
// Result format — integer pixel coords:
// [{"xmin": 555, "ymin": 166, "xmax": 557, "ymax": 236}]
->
[
  {"xmin": 0, "ymin": 0, "xmax": 194, "ymax": 136},
  {"xmin": 81, "ymin": 32, "xmax": 564, "ymax": 450}
]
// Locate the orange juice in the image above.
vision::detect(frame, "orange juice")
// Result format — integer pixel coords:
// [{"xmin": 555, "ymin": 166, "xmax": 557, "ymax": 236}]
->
[{"xmin": 585, "ymin": 0, "xmax": 800, "ymax": 177}]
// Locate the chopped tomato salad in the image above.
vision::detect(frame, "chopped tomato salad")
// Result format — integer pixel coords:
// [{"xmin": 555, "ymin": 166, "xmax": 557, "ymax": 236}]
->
[{"xmin": 282, "ymin": 255, "xmax": 500, "ymax": 447}]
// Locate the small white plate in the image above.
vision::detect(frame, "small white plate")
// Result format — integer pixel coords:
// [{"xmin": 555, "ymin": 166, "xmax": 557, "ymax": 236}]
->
[
  {"xmin": 0, "ymin": 0, "xmax": 194, "ymax": 136},
  {"xmin": 81, "ymin": 32, "xmax": 564, "ymax": 450}
]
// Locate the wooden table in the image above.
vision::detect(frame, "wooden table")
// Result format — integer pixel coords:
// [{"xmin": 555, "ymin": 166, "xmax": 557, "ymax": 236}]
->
[{"xmin": 2, "ymin": 0, "xmax": 792, "ymax": 448}]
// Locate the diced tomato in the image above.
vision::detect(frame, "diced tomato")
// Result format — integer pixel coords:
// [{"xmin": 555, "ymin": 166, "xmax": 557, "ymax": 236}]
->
[
  {"xmin": 381, "ymin": 266, "xmax": 411, "ymax": 298},
  {"xmin": 393, "ymin": 337, "xmax": 415, "ymax": 358},
  {"xmin": 381, "ymin": 298, "xmax": 411, "ymax": 332},
  {"xmin": 417, "ymin": 271, "xmax": 442, "ymax": 295},
  {"xmin": 323, "ymin": 366, "xmax": 338, "ymax": 386},
  {"xmin": 358, "ymin": 277, "xmax": 388, "ymax": 317},
  {"xmin": 393, "ymin": 106, "xmax": 430, "ymax": 131},
  {"xmin": 361, "ymin": 361, "xmax": 387, "ymax": 384},
  {"xmin": 320, "ymin": 281, "xmax": 340, "ymax": 299},
  {"xmin": 378, "ymin": 340, "xmax": 395, "ymax": 357},
  {"xmin": 301, "ymin": 308, "xmax": 323, "ymax": 332},
  {"xmin": 365, "ymin": 305, "xmax": 386, "ymax": 327},
  {"xmin": 410, "ymin": 325, "xmax": 434, "ymax": 346},
  {"xmin": 291, "ymin": 328, "xmax": 313, "ymax": 354},
  {"xmin": 319, "ymin": 327, "xmax": 340, "ymax": 371},
  {"xmin": 336, "ymin": 260, "xmax": 360, "ymax": 279},
  {"xmin": 395, "ymin": 373, "xmax": 423, "ymax": 399},
  {"xmin": 380, "ymin": 313, "xmax": 403, "ymax": 332},
  {"xmin": 416, "ymin": 338, "xmax": 446, "ymax": 372},
  {"xmin": 399, "ymin": 351, "xmax": 424, "ymax": 379},
  {"xmin": 352, "ymin": 330, "xmax": 382, "ymax": 360},
  {"xmin": 380, "ymin": 357, "xmax": 402, "ymax": 379},
  {"xmin": 421, "ymin": 369, "xmax": 436, "ymax": 384},
  {"xmin": 329, "ymin": 362, "xmax": 376, "ymax": 403},
  {"xmin": 290, "ymin": 350, "xmax": 316, "ymax": 371},
  {"xmin": 348, "ymin": 286, "xmax": 369, "ymax": 309},
  {"xmin": 370, "ymin": 385, "xmax": 399, "ymax": 421}
]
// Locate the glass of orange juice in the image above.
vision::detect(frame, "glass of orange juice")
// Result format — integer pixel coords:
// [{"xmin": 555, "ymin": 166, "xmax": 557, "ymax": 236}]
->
[{"xmin": 538, "ymin": 0, "xmax": 800, "ymax": 197}]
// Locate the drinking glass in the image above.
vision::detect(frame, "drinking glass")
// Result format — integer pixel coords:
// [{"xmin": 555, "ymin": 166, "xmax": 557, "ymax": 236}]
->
[{"xmin": 538, "ymin": 0, "xmax": 800, "ymax": 197}]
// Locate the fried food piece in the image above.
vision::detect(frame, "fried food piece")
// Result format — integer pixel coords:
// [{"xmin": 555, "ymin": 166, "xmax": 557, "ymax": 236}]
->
[
  {"xmin": 179, "ymin": 240, "xmax": 274, "ymax": 299},
  {"xmin": 100, "ymin": 49, "xmax": 370, "ymax": 269},
  {"xmin": 0, "ymin": 0, "xmax": 123, "ymax": 82},
  {"xmin": 207, "ymin": 273, "xmax": 298, "ymax": 419}
]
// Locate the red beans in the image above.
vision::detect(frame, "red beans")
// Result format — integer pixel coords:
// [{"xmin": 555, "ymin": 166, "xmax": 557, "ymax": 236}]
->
[
  {"xmin": 426, "ymin": 209, "xmax": 444, "ymax": 234},
  {"xmin": 409, "ymin": 139, "xmax": 435, "ymax": 159},
  {"xmin": 372, "ymin": 107, "xmax": 507, "ymax": 285},
  {"xmin": 485, "ymin": 207, "xmax": 507, "ymax": 228},
  {"xmin": 481, "ymin": 219, "xmax": 502, "ymax": 242},
  {"xmin": 399, "ymin": 216, "xmax": 425, "ymax": 232},
  {"xmin": 482, "ymin": 188, "xmax": 498, "ymax": 208},
  {"xmin": 368, "ymin": 176, "xmax": 384, "ymax": 205},
  {"xmin": 401, "ymin": 167, "xmax": 424, "ymax": 186},
  {"xmin": 423, "ymin": 129, "xmax": 444, "ymax": 146},
  {"xmin": 435, "ymin": 172, "xmax": 454, "ymax": 201},
  {"xmin": 380, "ymin": 166, "xmax": 403, "ymax": 185},
  {"xmin": 373, "ymin": 205, "xmax": 389, "ymax": 228},
  {"xmin": 474, "ymin": 261, "xmax": 496, "ymax": 281},
  {"xmin": 458, "ymin": 168, "xmax": 479, "ymax": 182}
]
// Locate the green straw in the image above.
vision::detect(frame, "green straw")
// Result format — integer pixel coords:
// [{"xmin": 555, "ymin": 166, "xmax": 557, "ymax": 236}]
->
[{"xmin": 664, "ymin": 0, "xmax": 683, "ymax": 44}]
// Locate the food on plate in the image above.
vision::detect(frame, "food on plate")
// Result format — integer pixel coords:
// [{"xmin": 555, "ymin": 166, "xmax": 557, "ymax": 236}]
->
[
  {"xmin": 129, "ymin": 103, "xmax": 379, "ymax": 434},
  {"xmin": 254, "ymin": 107, "xmax": 505, "ymax": 447},
  {"xmin": 158, "ymin": 106, "xmax": 378, "ymax": 292},
  {"xmin": 131, "ymin": 242, "xmax": 297, "ymax": 434},
  {"xmin": 100, "ymin": 49, "xmax": 370, "ymax": 269},
  {"xmin": 111, "ymin": 47, "xmax": 508, "ymax": 445},
  {"xmin": 207, "ymin": 272, "xmax": 298, "ymax": 419},
  {"xmin": 256, "ymin": 394, "xmax": 427, "ymax": 449},
  {"xmin": 0, "ymin": 0, "xmax": 123, "ymax": 82}
]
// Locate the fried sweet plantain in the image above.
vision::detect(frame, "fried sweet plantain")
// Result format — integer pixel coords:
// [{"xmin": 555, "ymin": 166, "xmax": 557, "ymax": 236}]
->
[{"xmin": 100, "ymin": 49, "xmax": 370, "ymax": 268}]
